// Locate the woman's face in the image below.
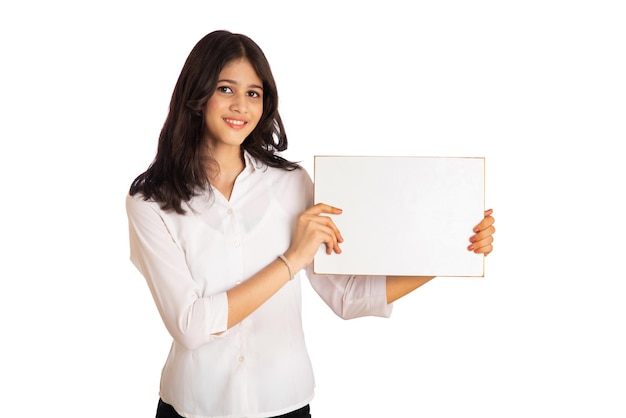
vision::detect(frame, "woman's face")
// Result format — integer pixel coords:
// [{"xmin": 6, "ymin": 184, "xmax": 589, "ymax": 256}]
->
[{"xmin": 203, "ymin": 58, "xmax": 264, "ymax": 151}]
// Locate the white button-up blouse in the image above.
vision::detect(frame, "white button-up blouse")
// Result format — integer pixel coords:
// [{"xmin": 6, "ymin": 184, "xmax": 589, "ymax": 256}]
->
[{"xmin": 126, "ymin": 152, "xmax": 392, "ymax": 418}]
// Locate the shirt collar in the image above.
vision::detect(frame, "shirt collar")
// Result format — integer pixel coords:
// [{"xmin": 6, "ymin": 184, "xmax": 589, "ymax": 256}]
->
[
  {"xmin": 242, "ymin": 150, "xmax": 258, "ymax": 175},
  {"xmin": 189, "ymin": 150, "xmax": 262, "ymax": 210}
]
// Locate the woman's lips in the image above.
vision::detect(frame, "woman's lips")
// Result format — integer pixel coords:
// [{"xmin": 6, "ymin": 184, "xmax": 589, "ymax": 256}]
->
[{"xmin": 224, "ymin": 118, "xmax": 247, "ymax": 129}]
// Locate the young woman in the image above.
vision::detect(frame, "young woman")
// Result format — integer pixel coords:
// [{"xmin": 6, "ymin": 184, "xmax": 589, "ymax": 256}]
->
[{"xmin": 126, "ymin": 30, "xmax": 495, "ymax": 418}]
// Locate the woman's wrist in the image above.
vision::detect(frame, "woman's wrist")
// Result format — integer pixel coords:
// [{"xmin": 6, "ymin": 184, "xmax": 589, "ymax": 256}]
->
[
  {"xmin": 281, "ymin": 250, "xmax": 306, "ymax": 275},
  {"xmin": 277, "ymin": 254, "xmax": 295, "ymax": 281}
]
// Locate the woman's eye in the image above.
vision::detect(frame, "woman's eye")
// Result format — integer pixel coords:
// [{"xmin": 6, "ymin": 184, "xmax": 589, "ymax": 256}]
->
[
  {"xmin": 217, "ymin": 86, "xmax": 233, "ymax": 94},
  {"xmin": 247, "ymin": 91, "xmax": 261, "ymax": 98}
]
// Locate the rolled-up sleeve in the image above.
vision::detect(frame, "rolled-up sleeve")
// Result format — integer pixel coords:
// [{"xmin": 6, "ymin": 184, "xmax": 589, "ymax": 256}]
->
[
  {"xmin": 305, "ymin": 265, "xmax": 393, "ymax": 319},
  {"xmin": 126, "ymin": 194, "xmax": 228, "ymax": 349}
]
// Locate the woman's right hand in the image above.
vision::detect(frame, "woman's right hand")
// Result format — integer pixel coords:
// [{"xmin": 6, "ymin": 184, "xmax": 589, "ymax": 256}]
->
[{"xmin": 283, "ymin": 203, "xmax": 344, "ymax": 272}]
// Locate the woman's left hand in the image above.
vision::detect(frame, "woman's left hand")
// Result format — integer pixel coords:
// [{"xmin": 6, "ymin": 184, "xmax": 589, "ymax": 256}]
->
[{"xmin": 468, "ymin": 209, "xmax": 495, "ymax": 256}]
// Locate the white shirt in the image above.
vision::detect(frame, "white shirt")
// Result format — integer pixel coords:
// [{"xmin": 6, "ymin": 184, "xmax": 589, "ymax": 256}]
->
[{"xmin": 126, "ymin": 152, "xmax": 392, "ymax": 418}]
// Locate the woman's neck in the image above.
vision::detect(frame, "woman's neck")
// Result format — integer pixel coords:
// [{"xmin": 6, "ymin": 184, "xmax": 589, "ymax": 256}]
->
[{"xmin": 206, "ymin": 145, "xmax": 245, "ymax": 201}]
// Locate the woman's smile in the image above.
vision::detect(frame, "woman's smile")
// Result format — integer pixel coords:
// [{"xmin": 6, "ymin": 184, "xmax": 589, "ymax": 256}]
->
[{"xmin": 224, "ymin": 117, "xmax": 247, "ymax": 129}]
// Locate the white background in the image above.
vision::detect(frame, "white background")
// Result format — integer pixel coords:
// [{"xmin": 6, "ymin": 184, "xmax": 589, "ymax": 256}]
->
[{"xmin": 1, "ymin": 1, "xmax": 625, "ymax": 417}]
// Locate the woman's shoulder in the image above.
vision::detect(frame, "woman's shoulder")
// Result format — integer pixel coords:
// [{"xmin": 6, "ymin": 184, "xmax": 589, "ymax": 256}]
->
[
  {"xmin": 125, "ymin": 191, "xmax": 164, "ymax": 219},
  {"xmin": 126, "ymin": 190, "xmax": 154, "ymax": 206}
]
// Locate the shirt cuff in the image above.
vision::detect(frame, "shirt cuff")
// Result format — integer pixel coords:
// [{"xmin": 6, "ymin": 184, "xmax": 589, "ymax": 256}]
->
[{"xmin": 205, "ymin": 291, "xmax": 229, "ymax": 335}]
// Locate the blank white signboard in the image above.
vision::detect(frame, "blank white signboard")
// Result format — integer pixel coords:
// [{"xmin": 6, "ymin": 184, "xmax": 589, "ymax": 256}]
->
[{"xmin": 313, "ymin": 156, "xmax": 485, "ymax": 277}]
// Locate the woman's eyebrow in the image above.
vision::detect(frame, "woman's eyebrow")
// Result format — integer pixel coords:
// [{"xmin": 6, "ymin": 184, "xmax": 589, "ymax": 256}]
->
[{"xmin": 218, "ymin": 79, "xmax": 263, "ymax": 90}]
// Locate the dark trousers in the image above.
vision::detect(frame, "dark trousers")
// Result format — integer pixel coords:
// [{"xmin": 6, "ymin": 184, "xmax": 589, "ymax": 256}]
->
[{"xmin": 156, "ymin": 399, "xmax": 311, "ymax": 418}]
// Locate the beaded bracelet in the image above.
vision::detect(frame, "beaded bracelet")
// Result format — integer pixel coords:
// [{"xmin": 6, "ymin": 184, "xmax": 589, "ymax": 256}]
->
[{"xmin": 277, "ymin": 254, "xmax": 295, "ymax": 281}]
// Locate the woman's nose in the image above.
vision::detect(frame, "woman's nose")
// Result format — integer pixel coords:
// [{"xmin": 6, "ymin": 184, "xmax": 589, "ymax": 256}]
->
[{"xmin": 230, "ymin": 94, "xmax": 247, "ymax": 113}]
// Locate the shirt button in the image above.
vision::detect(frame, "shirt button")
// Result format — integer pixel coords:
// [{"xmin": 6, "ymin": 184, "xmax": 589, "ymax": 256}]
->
[
  {"xmin": 238, "ymin": 356, "xmax": 245, "ymax": 364},
  {"xmin": 227, "ymin": 208, "xmax": 233, "ymax": 215},
  {"xmin": 234, "ymin": 241, "xmax": 240, "ymax": 247}
]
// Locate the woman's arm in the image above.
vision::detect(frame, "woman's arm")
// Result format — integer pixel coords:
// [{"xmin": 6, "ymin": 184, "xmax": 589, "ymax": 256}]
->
[
  {"xmin": 227, "ymin": 203, "xmax": 344, "ymax": 328},
  {"xmin": 224, "ymin": 258, "xmax": 292, "ymax": 329},
  {"xmin": 127, "ymin": 195, "xmax": 229, "ymax": 349}
]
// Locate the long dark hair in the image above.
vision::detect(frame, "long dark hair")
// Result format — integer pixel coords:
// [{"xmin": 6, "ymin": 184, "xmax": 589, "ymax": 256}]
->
[{"xmin": 129, "ymin": 30, "xmax": 298, "ymax": 213}]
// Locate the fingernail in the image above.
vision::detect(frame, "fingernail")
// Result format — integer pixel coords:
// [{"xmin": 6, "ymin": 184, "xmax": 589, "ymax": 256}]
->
[
  {"xmin": 473, "ymin": 227, "xmax": 480, "ymax": 233},
  {"xmin": 467, "ymin": 244, "xmax": 474, "ymax": 251},
  {"xmin": 470, "ymin": 236, "xmax": 477, "ymax": 243}
]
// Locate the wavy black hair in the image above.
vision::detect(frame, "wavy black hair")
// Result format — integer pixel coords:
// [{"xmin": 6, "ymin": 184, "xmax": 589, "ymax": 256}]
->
[{"xmin": 130, "ymin": 30, "xmax": 298, "ymax": 213}]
